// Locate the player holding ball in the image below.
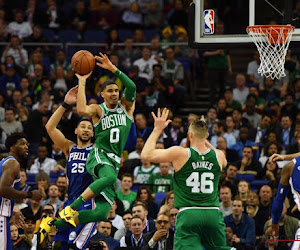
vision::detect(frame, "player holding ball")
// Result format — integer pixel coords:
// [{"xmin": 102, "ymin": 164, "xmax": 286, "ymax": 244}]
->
[{"xmin": 39, "ymin": 52, "xmax": 136, "ymax": 243}]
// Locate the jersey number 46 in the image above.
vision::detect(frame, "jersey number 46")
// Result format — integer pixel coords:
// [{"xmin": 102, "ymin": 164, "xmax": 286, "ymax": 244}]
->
[{"xmin": 186, "ymin": 172, "xmax": 214, "ymax": 194}]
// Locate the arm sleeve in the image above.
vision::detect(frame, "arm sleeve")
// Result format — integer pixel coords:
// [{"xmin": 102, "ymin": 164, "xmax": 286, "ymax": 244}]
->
[
  {"xmin": 114, "ymin": 69, "xmax": 136, "ymax": 102},
  {"xmin": 271, "ymin": 184, "xmax": 290, "ymax": 224},
  {"xmin": 124, "ymin": 122, "xmax": 137, "ymax": 151}
]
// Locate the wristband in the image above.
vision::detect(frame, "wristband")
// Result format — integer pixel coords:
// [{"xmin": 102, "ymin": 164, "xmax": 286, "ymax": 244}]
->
[
  {"xmin": 26, "ymin": 191, "xmax": 33, "ymax": 198},
  {"xmin": 62, "ymin": 102, "xmax": 71, "ymax": 109}
]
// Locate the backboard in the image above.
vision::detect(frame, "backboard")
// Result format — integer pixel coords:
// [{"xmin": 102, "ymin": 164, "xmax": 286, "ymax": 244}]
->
[{"xmin": 188, "ymin": 0, "xmax": 300, "ymax": 49}]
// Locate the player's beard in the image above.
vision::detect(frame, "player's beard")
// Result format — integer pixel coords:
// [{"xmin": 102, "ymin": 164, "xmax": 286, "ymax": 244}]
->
[{"xmin": 79, "ymin": 136, "xmax": 90, "ymax": 143}]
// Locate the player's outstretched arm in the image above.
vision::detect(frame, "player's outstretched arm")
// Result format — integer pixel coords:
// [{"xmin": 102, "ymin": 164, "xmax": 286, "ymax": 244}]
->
[
  {"xmin": 141, "ymin": 108, "xmax": 187, "ymax": 170},
  {"xmin": 270, "ymin": 152, "xmax": 300, "ymax": 162},
  {"xmin": 271, "ymin": 160, "xmax": 293, "ymax": 233},
  {"xmin": 95, "ymin": 52, "xmax": 136, "ymax": 115},
  {"xmin": 76, "ymin": 72, "xmax": 101, "ymax": 118},
  {"xmin": 46, "ymin": 87, "xmax": 77, "ymax": 156},
  {"xmin": 0, "ymin": 160, "xmax": 42, "ymax": 200}
]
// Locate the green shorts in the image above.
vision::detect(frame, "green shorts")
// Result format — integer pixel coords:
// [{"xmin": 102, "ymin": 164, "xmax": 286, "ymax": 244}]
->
[
  {"xmin": 174, "ymin": 208, "xmax": 233, "ymax": 250},
  {"xmin": 86, "ymin": 148, "xmax": 119, "ymax": 205}
]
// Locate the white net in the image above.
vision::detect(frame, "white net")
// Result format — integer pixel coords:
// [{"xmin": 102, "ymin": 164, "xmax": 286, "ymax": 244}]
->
[{"xmin": 247, "ymin": 25, "xmax": 294, "ymax": 79}]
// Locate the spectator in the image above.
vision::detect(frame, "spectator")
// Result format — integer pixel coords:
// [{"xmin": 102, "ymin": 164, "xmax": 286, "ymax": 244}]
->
[
  {"xmin": 259, "ymin": 77, "xmax": 281, "ymax": 105},
  {"xmin": 132, "ymin": 202, "xmax": 156, "ymax": 234},
  {"xmin": 135, "ymin": 186, "xmax": 159, "ymax": 219},
  {"xmin": 118, "ymin": 37, "xmax": 141, "ymax": 73},
  {"xmin": 135, "ymin": 113, "xmax": 153, "ymax": 142},
  {"xmin": 23, "ymin": 25, "xmax": 49, "ymax": 55},
  {"xmin": 158, "ymin": 191, "xmax": 174, "ymax": 216},
  {"xmin": 230, "ymin": 126, "xmax": 258, "ymax": 159},
  {"xmin": 255, "ymin": 185, "xmax": 273, "ymax": 238},
  {"xmin": 27, "ymin": 144, "xmax": 57, "ymax": 175},
  {"xmin": 276, "ymin": 115, "xmax": 294, "ymax": 151},
  {"xmin": 247, "ymin": 51, "xmax": 263, "ymax": 86},
  {"xmin": 256, "ymin": 158, "xmax": 280, "ymax": 188},
  {"xmin": 204, "ymin": 22, "xmax": 232, "ymax": 105},
  {"xmin": 44, "ymin": 0, "xmax": 65, "ymax": 29},
  {"xmin": 10, "ymin": 222, "xmax": 32, "ymax": 249},
  {"xmin": 216, "ymin": 136, "xmax": 239, "ymax": 164},
  {"xmin": 50, "ymin": 143, "xmax": 65, "ymax": 162},
  {"xmin": 122, "ymin": 2, "xmax": 143, "ymax": 29},
  {"xmin": 1, "ymin": 35, "xmax": 28, "ymax": 69},
  {"xmin": 41, "ymin": 184, "xmax": 62, "ymax": 215},
  {"xmin": 7, "ymin": 10, "xmax": 32, "ymax": 39},
  {"xmin": 224, "ymin": 86, "xmax": 242, "ymax": 113},
  {"xmin": 169, "ymin": 207, "xmax": 178, "ymax": 232},
  {"xmin": 220, "ymin": 185, "xmax": 233, "ymax": 217},
  {"xmin": 237, "ymin": 180, "xmax": 251, "ymax": 206},
  {"xmin": 0, "ymin": 107, "xmax": 23, "ymax": 135},
  {"xmin": 11, "ymin": 89, "xmax": 23, "ymax": 109},
  {"xmin": 249, "ymin": 85, "xmax": 266, "ymax": 111},
  {"xmin": 116, "ymin": 173, "xmax": 137, "ymax": 211},
  {"xmin": 143, "ymin": 214, "xmax": 174, "ymax": 250},
  {"xmin": 233, "ymin": 73, "xmax": 249, "ymax": 105},
  {"xmin": 128, "ymin": 137, "xmax": 144, "ymax": 160},
  {"xmin": 89, "ymin": 220, "xmax": 120, "ymax": 250},
  {"xmin": 165, "ymin": 115, "xmax": 185, "ymax": 146},
  {"xmin": 232, "ymin": 108, "xmax": 250, "ymax": 130},
  {"xmin": 147, "ymin": 162, "xmax": 173, "ymax": 194},
  {"xmin": 160, "ymin": 26, "xmax": 174, "ymax": 50},
  {"xmin": 35, "ymin": 171, "xmax": 50, "ymax": 200},
  {"xmin": 225, "ymin": 115, "xmax": 239, "ymax": 141},
  {"xmin": 144, "ymin": 2, "xmax": 164, "ymax": 29},
  {"xmin": 108, "ymin": 200, "xmax": 125, "ymax": 231},
  {"xmin": 29, "ymin": 63, "xmax": 45, "ymax": 96},
  {"xmin": 50, "ymin": 49, "xmax": 72, "ymax": 80},
  {"xmin": 234, "ymin": 146, "xmax": 262, "ymax": 177},
  {"xmin": 168, "ymin": 0, "xmax": 188, "ymax": 28},
  {"xmin": 259, "ymin": 141, "xmax": 281, "ymax": 166},
  {"xmin": 281, "ymin": 92, "xmax": 298, "ymax": 120},
  {"xmin": 91, "ymin": 0, "xmax": 118, "ymax": 30},
  {"xmin": 249, "ymin": 114, "xmax": 272, "ymax": 147},
  {"xmin": 120, "ymin": 216, "xmax": 146, "ymax": 248},
  {"xmin": 206, "ymin": 106, "xmax": 218, "ymax": 136},
  {"xmin": 19, "ymin": 168, "xmax": 31, "ymax": 192},
  {"xmin": 70, "ymin": 0, "xmax": 88, "ymax": 32},
  {"xmin": 216, "ymin": 98, "xmax": 229, "ymax": 121},
  {"xmin": 0, "ymin": 64, "xmax": 21, "ymax": 98},
  {"xmin": 114, "ymin": 210, "xmax": 133, "ymax": 240},
  {"xmin": 56, "ymin": 174, "xmax": 67, "ymax": 201},
  {"xmin": 133, "ymin": 47, "xmax": 158, "ymax": 83},
  {"xmin": 134, "ymin": 160, "xmax": 159, "ymax": 184},
  {"xmin": 133, "ymin": 28, "xmax": 146, "ymax": 43},
  {"xmin": 224, "ymin": 198, "xmax": 255, "ymax": 249}
]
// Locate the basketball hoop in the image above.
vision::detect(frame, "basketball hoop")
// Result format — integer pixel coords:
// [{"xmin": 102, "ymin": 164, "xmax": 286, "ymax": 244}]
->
[{"xmin": 246, "ymin": 25, "xmax": 295, "ymax": 79}]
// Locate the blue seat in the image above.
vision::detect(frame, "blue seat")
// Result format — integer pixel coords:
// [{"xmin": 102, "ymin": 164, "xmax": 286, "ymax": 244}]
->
[
  {"xmin": 236, "ymin": 174, "xmax": 255, "ymax": 183},
  {"xmin": 83, "ymin": 30, "xmax": 107, "ymax": 43},
  {"xmin": 26, "ymin": 173, "xmax": 36, "ymax": 185},
  {"xmin": 144, "ymin": 29, "xmax": 159, "ymax": 42},
  {"xmin": 50, "ymin": 170, "xmax": 65, "ymax": 184},
  {"xmin": 118, "ymin": 29, "xmax": 133, "ymax": 41},
  {"xmin": 250, "ymin": 180, "xmax": 269, "ymax": 191},
  {"xmin": 42, "ymin": 29, "xmax": 56, "ymax": 42},
  {"xmin": 131, "ymin": 183, "xmax": 140, "ymax": 193},
  {"xmin": 176, "ymin": 57, "xmax": 191, "ymax": 71},
  {"xmin": 58, "ymin": 30, "xmax": 80, "ymax": 43},
  {"xmin": 154, "ymin": 192, "xmax": 167, "ymax": 207}
]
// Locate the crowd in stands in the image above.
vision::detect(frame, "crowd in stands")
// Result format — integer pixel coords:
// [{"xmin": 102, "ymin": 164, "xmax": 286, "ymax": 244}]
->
[{"xmin": 2, "ymin": 0, "xmax": 300, "ymax": 249}]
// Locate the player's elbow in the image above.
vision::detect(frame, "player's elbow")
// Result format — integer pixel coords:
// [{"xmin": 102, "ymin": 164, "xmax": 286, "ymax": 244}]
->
[{"xmin": 140, "ymin": 152, "xmax": 151, "ymax": 162}]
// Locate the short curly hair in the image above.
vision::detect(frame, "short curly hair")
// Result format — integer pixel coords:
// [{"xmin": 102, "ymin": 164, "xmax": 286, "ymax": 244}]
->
[{"xmin": 5, "ymin": 132, "xmax": 27, "ymax": 150}]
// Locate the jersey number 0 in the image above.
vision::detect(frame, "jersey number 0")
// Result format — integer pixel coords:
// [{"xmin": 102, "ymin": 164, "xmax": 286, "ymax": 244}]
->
[{"xmin": 186, "ymin": 172, "xmax": 214, "ymax": 194}]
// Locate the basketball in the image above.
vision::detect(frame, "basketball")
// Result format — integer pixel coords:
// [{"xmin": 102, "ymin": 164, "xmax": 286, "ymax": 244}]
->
[{"xmin": 71, "ymin": 50, "xmax": 95, "ymax": 75}]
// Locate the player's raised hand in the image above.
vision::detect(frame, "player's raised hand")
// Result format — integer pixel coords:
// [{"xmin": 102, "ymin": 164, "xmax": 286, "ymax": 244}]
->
[
  {"xmin": 270, "ymin": 153, "xmax": 284, "ymax": 162},
  {"xmin": 64, "ymin": 86, "xmax": 78, "ymax": 105},
  {"xmin": 75, "ymin": 72, "xmax": 92, "ymax": 82},
  {"xmin": 152, "ymin": 108, "xmax": 172, "ymax": 131},
  {"xmin": 95, "ymin": 52, "xmax": 116, "ymax": 72},
  {"xmin": 11, "ymin": 212, "xmax": 25, "ymax": 228}
]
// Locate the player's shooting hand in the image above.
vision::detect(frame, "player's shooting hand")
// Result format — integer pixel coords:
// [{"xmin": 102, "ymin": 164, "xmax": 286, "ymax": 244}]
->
[
  {"xmin": 11, "ymin": 212, "xmax": 25, "ymax": 228},
  {"xmin": 75, "ymin": 72, "xmax": 92, "ymax": 83},
  {"xmin": 152, "ymin": 108, "xmax": 172, "ymax": 132},
  {"xmin": 95, "ymin": 52, "xmax": 116, "ymax": 72},
  {"xmin": 31, "ymin": 190, "xmax": 43, "ymax": 201},
  {"xmin": 269, "ymin": 153, "xmax": 284, "ymax": 162},
  {"xmin": 64, "ymin": 86, "xmax": 78, "ymax": 105}
]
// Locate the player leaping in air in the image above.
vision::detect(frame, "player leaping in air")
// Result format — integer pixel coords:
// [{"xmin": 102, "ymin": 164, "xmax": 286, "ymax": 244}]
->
[
  {"xmin": 43, "ymin": 86, "xmax": 96, "ymax": 249},
  {"xmin": 269, "ymin": 152, "xmax": 300, "ymax": 250},
  {"xmin": 39, "ymin": 53, "xmax": 136, "ymax": 242}
]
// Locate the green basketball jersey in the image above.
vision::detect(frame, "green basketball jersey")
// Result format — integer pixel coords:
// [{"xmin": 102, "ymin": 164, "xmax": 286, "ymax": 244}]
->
[
  {"xmin": 174, "ymin": 147, "xmax": 221, "ymax": 209},
  {"xmin": 94, "ymin": 101, "xmax": 132, "ymax": 160}
]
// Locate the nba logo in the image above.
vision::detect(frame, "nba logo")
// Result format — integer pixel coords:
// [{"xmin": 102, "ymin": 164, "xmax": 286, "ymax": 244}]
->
[{"xmin": 204, "ymin": 10, "xmax": 214, "ymax": 34}]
